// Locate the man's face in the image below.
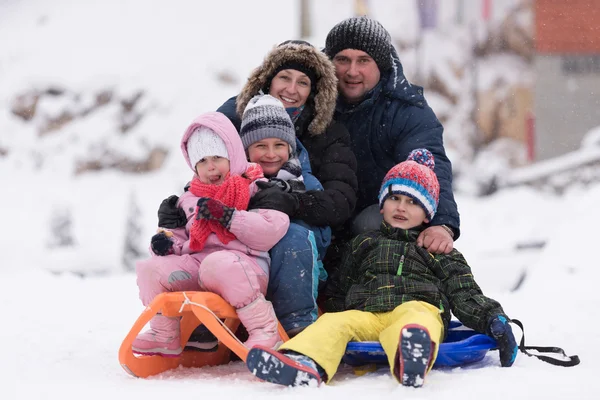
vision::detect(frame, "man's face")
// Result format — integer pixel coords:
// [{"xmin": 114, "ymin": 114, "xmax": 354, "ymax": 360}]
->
[{"xmin": 332, "ymin": 49, "xmax": 381, "ymax": 104}]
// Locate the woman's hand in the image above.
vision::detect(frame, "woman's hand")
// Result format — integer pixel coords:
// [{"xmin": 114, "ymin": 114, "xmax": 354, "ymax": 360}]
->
[
  {"xmin": 267, "ymin": 177, "xmax": 306, "ymax": 193},
  {"xmin": 157, "ymin": 195, "xmax": 187, "ymax": 228}
]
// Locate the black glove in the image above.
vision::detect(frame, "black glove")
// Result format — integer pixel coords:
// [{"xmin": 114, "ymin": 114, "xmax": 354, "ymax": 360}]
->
[
  {"xmin": 157, "ymin": 195, "xmax": 188, "ymax": 229},
  {"xmin": 268, "ymin": 178, "xmax": 306, "ymax": 193},
  {"xmin": 489, "ymin": 315, "xmax": 518, "ymax": 367},
  {"xmin": 196, "ymin": 197, "xmax": 235, "ymax": 228},
  {"xmin": 151, "ymin": 232, "xmax": 174, "ymax": 256},
  {"xmin": 248, "ymin": 181, "xmax": 299, "ymax": 217}
]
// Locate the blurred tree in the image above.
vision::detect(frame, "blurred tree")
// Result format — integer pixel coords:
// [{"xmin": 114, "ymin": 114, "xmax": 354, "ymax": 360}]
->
[
  {"xmin": 354, "ymin": 0, "xmax": 369, "ymax": 16},
  {"xmin": 47, "ymin": 206, "xmax": 75, "ymax": 248},
  {"xmin": 300, "ymin": 0, "xmax": 311, "ymax": 37},
  {"xmin": 122, "ymin": 192, "xmax": 144, "ymax": 272}
]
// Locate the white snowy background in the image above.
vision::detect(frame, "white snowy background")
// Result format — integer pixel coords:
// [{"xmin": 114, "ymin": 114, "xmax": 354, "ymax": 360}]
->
[{"xmin": 1, "ymin": 1, "xmax": 598, "ymax": 398}]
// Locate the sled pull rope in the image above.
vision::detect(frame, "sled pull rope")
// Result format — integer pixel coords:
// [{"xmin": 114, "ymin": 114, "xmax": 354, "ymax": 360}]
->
[
  {"xmin": 179, "ymin": 292, "xmax": 246, "ymax": 348},
  {"xmin": 511, "ymin": 319, "xmax": 580, "ymax": 367}
]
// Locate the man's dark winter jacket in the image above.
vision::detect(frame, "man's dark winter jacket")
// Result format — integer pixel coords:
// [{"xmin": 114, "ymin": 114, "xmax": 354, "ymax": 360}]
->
[
  {"xmin": 334, "ymin": 49, "xmax": 460, "ymax": 237},
  {"xmin": 324, "ymin": 222, "xmax": 506, "ymax": 338}
]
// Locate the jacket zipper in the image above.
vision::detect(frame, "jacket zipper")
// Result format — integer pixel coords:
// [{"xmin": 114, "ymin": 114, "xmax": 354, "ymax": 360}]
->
[{"xmin": 396, "ymin": 244, "xmax": 407, "ymax": 276}]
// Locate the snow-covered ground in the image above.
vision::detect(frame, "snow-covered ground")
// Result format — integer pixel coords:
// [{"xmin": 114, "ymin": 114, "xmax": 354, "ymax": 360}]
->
[
  {"xmin": 1, "ymin": 1, "xmax": 598, "ymax": 399},
  {"xmin": 3, "ymin": 184, "xmax": 598, "ymax": 399}
]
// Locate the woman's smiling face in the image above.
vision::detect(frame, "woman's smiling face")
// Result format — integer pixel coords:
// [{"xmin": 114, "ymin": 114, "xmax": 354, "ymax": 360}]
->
[{"xmin": 269, "ymin": 69, "xmax": 312, "ymax": 108}]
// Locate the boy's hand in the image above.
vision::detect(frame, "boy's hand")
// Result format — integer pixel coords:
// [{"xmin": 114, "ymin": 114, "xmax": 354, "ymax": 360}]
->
[
  {"xmin": 488, "ymin": 315, "xmax": 518, "ymax": 367},
  {"xmin": 417, "ymin": 226, "xmax": 453, "ymax": 254},
  {"xmin": 151, "ymin": 231, "xmax": 174, "ymax": 256}
]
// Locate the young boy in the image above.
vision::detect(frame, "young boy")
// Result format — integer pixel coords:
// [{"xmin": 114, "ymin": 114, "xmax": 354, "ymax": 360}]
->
[
  {"xmin": 240, "ymin": 94, "xmax": 332, "ymax": 331},
  {"xmin": 240, "ymin": 94, "xmax": 331, "ymax": 266},
  {"xmin": 245, "ymin": 149, "xmax": 518, "ymax": 387}
]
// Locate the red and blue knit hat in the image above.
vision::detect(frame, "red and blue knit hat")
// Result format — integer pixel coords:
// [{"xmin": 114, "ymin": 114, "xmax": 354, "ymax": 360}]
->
[{"xmin": 378, "ymin": 149, "xmax": 440, "ymax": 220}]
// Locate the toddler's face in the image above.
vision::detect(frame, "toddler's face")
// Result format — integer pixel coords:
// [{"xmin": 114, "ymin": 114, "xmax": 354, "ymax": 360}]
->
[
  {"xmin": 194, "ymin": 156, "xmax": 230, "ymax": 185},
  {"xmin": 247, "ymin": 138, "xmax": 290, "ymax": 177},
  {"xmin": 381, "ymin": 194, "xmax": 429, "ymax": 229}
]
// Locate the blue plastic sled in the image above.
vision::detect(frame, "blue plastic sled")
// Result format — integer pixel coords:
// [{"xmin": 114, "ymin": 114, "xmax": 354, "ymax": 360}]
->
[{"xmin": 343, "ymin": 320, "xmax": 497, "ymax": 368}]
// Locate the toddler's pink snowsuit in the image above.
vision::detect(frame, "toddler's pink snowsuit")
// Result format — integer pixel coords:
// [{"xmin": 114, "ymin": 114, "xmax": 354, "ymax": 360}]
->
[{"xmin": 133, "ymin": 112, "xmax": 290, "ymax": 357}]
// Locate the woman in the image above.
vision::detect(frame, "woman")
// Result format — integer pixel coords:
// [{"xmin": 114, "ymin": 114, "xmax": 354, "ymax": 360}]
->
[
  {"xmin": 160, "ymin": 40, "xmax": 358, "ymax": 339},
  {"xmin": 218, "ymin": 40, "xmax": 357, "ymax": 229},
  {"xmin": 217, "ymin": 40, "xmax": 357, "ymax": 335}
]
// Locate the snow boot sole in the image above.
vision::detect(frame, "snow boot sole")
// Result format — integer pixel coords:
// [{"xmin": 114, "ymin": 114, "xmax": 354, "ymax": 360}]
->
[
  {"xmin": 246, "ymin": 346, "xmax": 321, "ymax": 387},
  {"xmin": 131, "ymin": 347, "xmax": 182, "ymax": 358},
  {"xmin": 184, "ymin": 325, "xmax": 219, "ymax": 352},
  {"xmin": 398, "ymin": 325, "xmax": 432, "ymax": 388}
]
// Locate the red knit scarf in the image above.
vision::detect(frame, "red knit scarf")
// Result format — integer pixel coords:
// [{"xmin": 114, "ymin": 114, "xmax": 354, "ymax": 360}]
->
[{"xmin": 188, "ymin": 164, "xmax": 263, "ymax": 251}]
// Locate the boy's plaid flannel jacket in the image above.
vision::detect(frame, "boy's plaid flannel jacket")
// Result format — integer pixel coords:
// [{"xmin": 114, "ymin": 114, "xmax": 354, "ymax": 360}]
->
[{"xmin": 324, "ymin": 222, "xmax": 507, "ymax": 338}]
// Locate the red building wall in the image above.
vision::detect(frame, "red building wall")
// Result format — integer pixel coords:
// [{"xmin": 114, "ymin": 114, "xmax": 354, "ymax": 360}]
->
[{"xmin": 536, "ymin": 0, "xmax": 600, "ymax": 53}]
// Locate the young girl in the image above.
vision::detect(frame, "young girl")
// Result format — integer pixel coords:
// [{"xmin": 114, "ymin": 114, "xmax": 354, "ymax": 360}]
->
[
  {"xmin": 180, "ymin": 96, "xmax": 331, "ymax": 353},
  {"xmin": 132, "ymin": 111, "xmax": 290, "ymax": 357},
  {"xmin": 158, "ymin": 41, "xmax": 357, "ymax": 337},
  {"xmin": 240, "ymin": 94, "xmax": 331, "ymax": 264}
]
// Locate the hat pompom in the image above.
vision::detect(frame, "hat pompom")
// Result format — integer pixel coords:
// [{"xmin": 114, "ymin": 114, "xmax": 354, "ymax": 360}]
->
[
  {"xmin": 407, "ymin": 148, "xmax": 435, "ymax": 170},
  {"xmin": 244, "ymin": 94, "xmax": 283, "ymax": 114}
]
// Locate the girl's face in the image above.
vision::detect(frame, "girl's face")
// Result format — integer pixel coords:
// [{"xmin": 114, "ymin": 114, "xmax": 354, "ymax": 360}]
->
[
  {"xmin": 247, "ymin": 138, "xmax": 290, "ymax": 177},
  {"xmin": 269, "ymin": 69, "xmax": 311, "ymax": 108},
  {"xmin": 194, "ymin": 156, "xmax": 230, "ymax": 185}
]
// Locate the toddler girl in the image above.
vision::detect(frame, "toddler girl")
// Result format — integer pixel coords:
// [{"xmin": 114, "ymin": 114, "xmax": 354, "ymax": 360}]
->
[{"xmin": 132, "ymin": 112, "xmax": 290, "ymax": 357}]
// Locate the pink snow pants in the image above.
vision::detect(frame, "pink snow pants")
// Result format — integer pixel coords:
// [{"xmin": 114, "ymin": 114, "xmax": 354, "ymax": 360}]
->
[{"xmin": 136, "ymin": 250, "xmax": 268, "ymax": 309}]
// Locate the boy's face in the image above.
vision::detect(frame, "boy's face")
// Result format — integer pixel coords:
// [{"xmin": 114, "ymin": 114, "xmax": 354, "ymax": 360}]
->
[
  {"xmin": 194, "ymin": 156, "xmax": 230, "ymax": 185},
  {"xmin": 380, "ymin": 194, "xmax": 429, "ymax": 229},
  {"xmin": 247, "ymin": 138, "xmax": 290, "ymax": 177}
]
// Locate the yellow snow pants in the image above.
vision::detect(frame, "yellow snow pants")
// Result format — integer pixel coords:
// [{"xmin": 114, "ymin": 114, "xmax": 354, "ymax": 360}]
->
[{"xmin": 278, "ymin": 300, "xmax": 443, "ymax": 383}]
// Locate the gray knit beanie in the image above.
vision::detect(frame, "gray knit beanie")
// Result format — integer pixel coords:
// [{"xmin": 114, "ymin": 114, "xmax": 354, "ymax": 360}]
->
[
  {"xmin": 324, "ymin": 16, "xmax": 393, "ymax": 72},
  {"xmin": 240, "ymin": 94, "xmax": 297, "ymax": 152}
]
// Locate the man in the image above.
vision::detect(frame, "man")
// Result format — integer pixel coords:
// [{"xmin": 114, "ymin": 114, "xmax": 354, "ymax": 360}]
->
[{"xmin": 323, "ymin": 16, "xmax": 460, "ymax": 254}]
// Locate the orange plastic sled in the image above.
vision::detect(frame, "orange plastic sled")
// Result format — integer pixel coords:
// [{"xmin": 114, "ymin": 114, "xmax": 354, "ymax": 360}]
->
[{"xmin": 119, "ymin": 291, "xmax": 289, "ymax": 378}]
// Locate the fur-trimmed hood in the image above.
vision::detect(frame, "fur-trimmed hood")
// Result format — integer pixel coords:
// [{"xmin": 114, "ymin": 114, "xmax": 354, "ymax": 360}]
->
[{"xmin": 236, "ymin": 41, "xmax": 338, "ymax": 136}]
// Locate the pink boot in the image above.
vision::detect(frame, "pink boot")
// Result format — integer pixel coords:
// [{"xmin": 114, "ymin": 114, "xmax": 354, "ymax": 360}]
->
[
  {"xmin": 132, "ymin": 315, "xmax": 182, "ymax": 357},
  {"xmin": 236, "ymin": 295, "xmax": 282, "ymax": 350}
]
